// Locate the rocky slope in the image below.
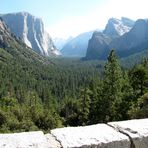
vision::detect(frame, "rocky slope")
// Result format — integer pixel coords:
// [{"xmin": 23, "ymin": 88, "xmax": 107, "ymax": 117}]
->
[{"xmin": 1, "ymin": 12, "xmax": 60, "ymax": 57}]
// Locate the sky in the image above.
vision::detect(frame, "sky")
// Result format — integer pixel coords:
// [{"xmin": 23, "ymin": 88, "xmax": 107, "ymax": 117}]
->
[{"xmin": 0, "ymin": 0, "xmax": 148, "ymax": 39}]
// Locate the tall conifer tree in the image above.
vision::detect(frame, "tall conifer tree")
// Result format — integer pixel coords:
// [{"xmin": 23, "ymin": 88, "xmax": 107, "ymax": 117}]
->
[{"xmin": 103, "ymin": 49, "xmax": 123, "ymax": 121}]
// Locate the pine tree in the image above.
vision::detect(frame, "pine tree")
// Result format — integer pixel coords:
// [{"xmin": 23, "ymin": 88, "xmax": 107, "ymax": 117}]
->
[
  {"xmin": 119, "ymin": 71, "xmax": 134, "ymax": 120},
  {"xmin": 88, "ymin": 78, "xmax": 103, "ymax": 124},
  {"xmin": 102, "ymin": 49, "xmax": 123, "ymax": 121},
  {"xmin": 129, "ymin": 93, "xmax": 148, "ymax": 118},
  {"xmin": 130, "ymin": 63, "xmax": 148, "ymax": 98},
  {"xmin": 78, "ymin": 88, "xmax": 91, "ymax": 125},
  {"xmin": 60, "ymin": 97, "xmax": 79, "ymax": 126}
]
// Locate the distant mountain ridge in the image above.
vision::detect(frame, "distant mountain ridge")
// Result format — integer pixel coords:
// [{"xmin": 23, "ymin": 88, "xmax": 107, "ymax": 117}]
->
[
  {"xmin": 85, "ymin": 17, "xmax": 135, "ymax": 60},
  {"xmin": 62, "ymin": 17, "xmax": 135, "ymax": 58},
  {"xmin": 1, "ymin": 12, "xmax": 61, "ymax": 57},
  {"xmin": 61, "ymin": 31, "xmax": 94, "ymax": 57},
  {"xmin": 53, "ymin": 37, "xmax": 73, "ymax": 50}
]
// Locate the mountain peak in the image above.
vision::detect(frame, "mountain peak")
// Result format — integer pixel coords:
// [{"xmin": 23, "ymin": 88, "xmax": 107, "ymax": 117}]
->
[
  {"xmin": 103, "ymin": 17, "xmax": 134, "ymax": 38},
  {"xmin": 108, "ymin": 18, "xmax": 121, "ymax": 24},
  {"xmin": 6, "ymin": 12, "xmax": 37, "ymax": 18}
]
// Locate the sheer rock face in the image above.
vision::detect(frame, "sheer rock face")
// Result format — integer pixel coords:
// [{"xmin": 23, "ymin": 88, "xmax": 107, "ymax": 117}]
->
[
  {"xmin": 0, "ymin": 17, "xmax": 51, "ymax": 64},
  {"xmin": 0, "ymin": 17, "xmax": 11, "ymax": 38},
  {"xmin": 1, "ymin": 12, "xmax": 61, "ymax": 57},
  {"xmin": 85, "ymin": 31, "xmax": 111, "ymax": 60}
]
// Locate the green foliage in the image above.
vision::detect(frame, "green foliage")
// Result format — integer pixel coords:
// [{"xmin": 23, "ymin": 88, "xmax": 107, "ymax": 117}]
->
[
  {"xmin": 0, "ymin": 41, "xmax": 147, "ymax": 132},
  {"xmin": 78, "ymin": 88, "xmax": 91, "ymax": 125},
  {"xmin": 33, "ymin": 109, "xmax": 62, "ymax": 131},
  {"xmin": 2, "ymin": 21, "xmax": 147, "ymax": 131},
  {"xmin": 129, "ymin": 64, "xmax": 147, "ymax": 97},
  {"xmin": 129, "ymin": 93, "xmax": 148, "ymax": 118},
  {"xmin": 0, "ymin": 45, "xmax": 102, "ymax": 131},
  {"xmin": 88, "ymin": 78, "xmax": 103, "ymax": 124},
  {"xmin": 0, "ymin": 110, "xmax": 7, "ymax": 127},
  {"xmin": 102, "ymin": 50, "xmax": 123, "ymax": 121},
  {"xmin": 60, "ymin": 97, "xmax": 80, "ymax": 126}
]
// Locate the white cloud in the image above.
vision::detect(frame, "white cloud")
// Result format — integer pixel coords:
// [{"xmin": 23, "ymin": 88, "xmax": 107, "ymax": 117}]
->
[{"xmin": 47, "ymin": 0, "xmax": 148, "ymax": 38}]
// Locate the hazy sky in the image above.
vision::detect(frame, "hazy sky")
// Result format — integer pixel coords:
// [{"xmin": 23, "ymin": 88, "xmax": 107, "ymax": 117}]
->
[{"xmin": 0, "ymin": 0, "xmax": 148, "ymax": 38}]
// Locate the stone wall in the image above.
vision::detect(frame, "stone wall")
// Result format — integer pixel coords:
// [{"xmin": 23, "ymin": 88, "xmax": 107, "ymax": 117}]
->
[{"xmin": 0, "ymin": 118, "xmax": 148, "ymax": 148}]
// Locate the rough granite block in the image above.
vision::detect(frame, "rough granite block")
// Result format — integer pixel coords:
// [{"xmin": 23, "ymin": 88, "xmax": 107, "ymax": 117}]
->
[
  {"xmin": 108, "ymin": 118, "xmax": 148, "ymax": 148},
  {"xmin": 51, "ymin": 124, "xmax": 130, "ymax": 148},
  {"xmin": 0, "ymin": 131, "xmax": 50, "ymax": 148}
]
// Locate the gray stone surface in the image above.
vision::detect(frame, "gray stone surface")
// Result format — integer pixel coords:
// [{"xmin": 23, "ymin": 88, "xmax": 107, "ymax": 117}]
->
[
  {"xmin": 0, "ymin": 131, "xmax": 50, "ymax": 148},
  {"xmin": 45, "ymin": 133, "xmax": 61, "ymax": 148},
  {"xmin": 0, "ymin": 119, "xmax": 148, "ymax": 148},
  {"xmin": 109, "ymin": 118, "xmax": 148, "ymax": 148},
  {"xmin": 51, "ymin": 124, "xmax": 130, "ymax": 148}
]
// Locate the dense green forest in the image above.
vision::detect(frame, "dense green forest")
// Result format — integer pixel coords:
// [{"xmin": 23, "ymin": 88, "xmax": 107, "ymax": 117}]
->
[{"xmin": 0, "ymin": 49, "xmax": 148, "ymax": 132}]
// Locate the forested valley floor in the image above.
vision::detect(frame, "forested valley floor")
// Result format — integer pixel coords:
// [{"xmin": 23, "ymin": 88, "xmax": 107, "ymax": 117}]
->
[{"xmin": 0, "ymin": 49, "xmax": 148, "ymax": 132}]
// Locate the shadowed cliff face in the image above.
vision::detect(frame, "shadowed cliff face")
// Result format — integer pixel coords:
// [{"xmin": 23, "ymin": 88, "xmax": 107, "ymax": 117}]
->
[
  {"xmin": 1, "ymin": 12, "xmax": 61, "ymax": 57},
  {"xmin": 85, "ymin": 31, "xmax": 111, "ymax": 60}
]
